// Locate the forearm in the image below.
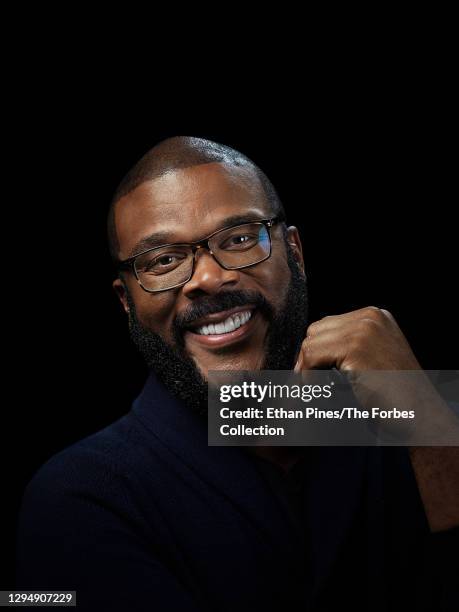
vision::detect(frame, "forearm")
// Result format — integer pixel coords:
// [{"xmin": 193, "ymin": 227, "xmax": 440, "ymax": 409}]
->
[{"xmin": 409, "ymin": 446, "xmax": 459, "ymax": 532}]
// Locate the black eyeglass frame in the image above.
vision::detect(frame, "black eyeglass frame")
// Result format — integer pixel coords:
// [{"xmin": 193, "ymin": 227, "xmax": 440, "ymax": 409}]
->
[{"xmin": 117, "ymin": 217, "xmax": 281, "ymax": 293}]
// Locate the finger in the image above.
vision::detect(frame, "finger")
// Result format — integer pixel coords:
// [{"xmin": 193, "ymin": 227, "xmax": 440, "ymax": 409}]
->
[
  {"xmin": 307, "ymin": 306, "xmax": 386, "ymax": 336},
  {"xmin": 298, "ymin": 329, "xmax": 352, "ymax": 370},
  {"xmin": 303, "ymin": 318, "xmax": 366, "ymax": 347},
  {"xmin": 294, "ymin": 350, "xmax": 304, "ymax": 373}
]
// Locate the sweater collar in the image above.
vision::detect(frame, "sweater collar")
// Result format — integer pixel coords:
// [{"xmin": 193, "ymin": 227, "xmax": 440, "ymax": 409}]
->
[{"xmin": 132, "ymin": 369, "xmax": 368, "ymax": 602}]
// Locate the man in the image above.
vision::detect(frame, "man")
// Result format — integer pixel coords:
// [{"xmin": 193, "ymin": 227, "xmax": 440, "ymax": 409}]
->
[{"xmin": 16, "ymin": 137, "xmax": 458, "ymax": 610}]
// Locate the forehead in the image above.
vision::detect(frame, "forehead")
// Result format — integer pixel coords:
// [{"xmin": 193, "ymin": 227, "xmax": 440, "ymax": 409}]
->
[{"xmin": 115, "ymin": 162, "xmax": 271, "ymax": 259}]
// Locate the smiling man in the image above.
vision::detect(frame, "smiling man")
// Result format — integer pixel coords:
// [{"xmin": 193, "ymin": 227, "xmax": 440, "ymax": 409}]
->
[
  {"xmin": 109, "ymin": 143, "xmax": 309, "ymax": 416},
  {"xmin": 16, "ymin": 137, "xmax": 458, "ymax": 611}
]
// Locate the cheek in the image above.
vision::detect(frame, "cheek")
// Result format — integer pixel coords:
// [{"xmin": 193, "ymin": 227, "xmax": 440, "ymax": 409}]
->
[
  {"xmin": 256, "ymin": 255, "xmax": 291, "ymax": 309},
  {"xmin": 130, "ymin": 284, "xmax": 176, "ymax": 334}
]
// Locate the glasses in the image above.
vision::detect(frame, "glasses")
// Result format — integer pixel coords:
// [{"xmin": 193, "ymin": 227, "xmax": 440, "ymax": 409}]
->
[{"xmin": 118, "ymin": 217, "xmax": 280, "ymax": 293}]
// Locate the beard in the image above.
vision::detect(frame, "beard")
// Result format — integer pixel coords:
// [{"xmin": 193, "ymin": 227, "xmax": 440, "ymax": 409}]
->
[{"xmin": 126, "ymin": 243, "xmax": 309, "ymax": 416}]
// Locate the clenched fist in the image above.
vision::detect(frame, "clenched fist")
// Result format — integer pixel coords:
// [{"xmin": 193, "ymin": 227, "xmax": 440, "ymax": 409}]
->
[
  {"xmin": 294, "ymin": 306, "xmax": 421, "ymax": 373},
  {"xmin": 294, "ymin": 306, "xmax": 457, "ymax": 443}
]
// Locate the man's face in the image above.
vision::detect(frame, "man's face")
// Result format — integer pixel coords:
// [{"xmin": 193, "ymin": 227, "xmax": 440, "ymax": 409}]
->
[{"xmin": 113, "ymin": 162, "xmax": 308, "ymax": 411}]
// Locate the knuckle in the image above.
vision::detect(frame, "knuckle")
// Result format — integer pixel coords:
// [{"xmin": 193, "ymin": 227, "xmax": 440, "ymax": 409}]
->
[
  {"xmin": 304, "ymin": 335, "xmax": 314, "ymax": 350},
  {"xmin": 380, "ymin": 308, "xmax": 394, "ymax": 321},
  {"xmin": 359, "ymin": 317, "xmax": 380, "ymax": 333},
  {"xmin": 307, "ymin": 321, "xmax": 319, "ymax": 336},
  {"xmin": 363, "ymin": 306, "xmax": 383, "ymax": 320}
]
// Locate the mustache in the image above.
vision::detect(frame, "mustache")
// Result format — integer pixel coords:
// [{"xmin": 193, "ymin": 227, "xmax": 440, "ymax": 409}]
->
[{"xmin": 173, "ymin": 289, "xmax": 275, "ymax": 338}]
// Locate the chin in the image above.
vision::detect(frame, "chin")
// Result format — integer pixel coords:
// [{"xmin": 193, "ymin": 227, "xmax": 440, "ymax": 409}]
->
[{"xmin": 195, "ymin": 355, "xmax": 264, "ymax": 379}]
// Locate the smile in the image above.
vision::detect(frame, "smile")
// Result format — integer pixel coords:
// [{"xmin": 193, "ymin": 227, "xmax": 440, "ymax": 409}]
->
[
  {"xmin": 195, "ymin": 310, "xmax": 252, "ymax": 335},
  {"xmin": 184, "ymin": 306, "xmax": 259, "ymax": 348}
]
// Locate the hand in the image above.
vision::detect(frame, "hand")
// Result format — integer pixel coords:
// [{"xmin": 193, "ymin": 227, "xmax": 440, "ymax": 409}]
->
[
  {"xmin": 294, "ymin": 306, "xmax": 456, "ymax": 442},
  {"xmin": 294, "ymin": 306, "xmax": 421, "ymax": 373},
  {"xmin": 294, "ymin": 307, "xmax": 459, "ymax": 530}
]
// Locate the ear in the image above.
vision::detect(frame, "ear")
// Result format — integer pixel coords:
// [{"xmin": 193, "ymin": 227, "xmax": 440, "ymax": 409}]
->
[
  {"xmin": 112, "ymin": 277, "xmax": 130, "ymax": 315},
  {"xmin": 286, "ymin": 226, "xmax": 306, "ymax": 276}
]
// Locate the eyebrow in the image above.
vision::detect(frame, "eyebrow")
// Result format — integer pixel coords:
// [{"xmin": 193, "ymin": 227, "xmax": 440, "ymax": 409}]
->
[{"xmin": 127, "ymin": 213, "xmax": 271, "ymax": 258}]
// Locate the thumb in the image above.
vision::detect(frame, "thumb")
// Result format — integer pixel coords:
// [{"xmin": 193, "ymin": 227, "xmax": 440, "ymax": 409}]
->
[{"xmin": 294, "ymin": 350, "xmax": 304, "ymax": 373}]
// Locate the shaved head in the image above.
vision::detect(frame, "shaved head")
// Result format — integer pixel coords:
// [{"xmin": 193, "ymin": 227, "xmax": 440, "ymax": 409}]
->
[
  {"xmin": 108, "ymin": 135, "xmax": 307, "ymax": 395},
  {"xmin": 107, "ymin": 136, "xmax": 286, "ymax": 262}
]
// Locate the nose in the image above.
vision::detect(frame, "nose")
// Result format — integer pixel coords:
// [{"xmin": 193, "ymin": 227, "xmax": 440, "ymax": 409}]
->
[{"xmin": 181, "ymin": 247, "xmax": 239, "ymax": 298}]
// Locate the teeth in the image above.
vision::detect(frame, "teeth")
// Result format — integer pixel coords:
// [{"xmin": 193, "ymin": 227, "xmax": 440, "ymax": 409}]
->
[{"xmin": 196, "ymin": 310, "xmax": 252, "ymax": 335}]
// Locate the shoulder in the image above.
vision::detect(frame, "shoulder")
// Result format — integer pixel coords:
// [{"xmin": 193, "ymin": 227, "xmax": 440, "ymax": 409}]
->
[
  {"xmin": 20, "ymin": 411, "xmax": 158, "ymax": 514},
  {"xmin": 15, "ymin": 414, "xmax": 173, "ymax": 595}
]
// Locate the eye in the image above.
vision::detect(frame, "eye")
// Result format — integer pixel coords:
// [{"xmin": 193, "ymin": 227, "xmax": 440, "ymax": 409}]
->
[
  {"xmin": 231, "ymin": 235, "xmax": 251, "ymax": 245},
  {"xmin": 157, "ymin": 255, "xmax": 176, "ymax": 266},
  {"xmin": 221, "ymin": 233, "xmax": 258, "ymax": 250},
  {"xmin": 142, "ymin": 252, "xmax": 187, "ymax": 274}
]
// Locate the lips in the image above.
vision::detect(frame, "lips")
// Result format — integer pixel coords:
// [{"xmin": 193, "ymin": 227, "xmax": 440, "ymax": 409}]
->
[
  {"xmin": 184, "ymin": 306, "xmax": 259, "ymax": 348},
  {"xmin": 186, "ymin": 305, "xmax": 256, "ymax": 331}
]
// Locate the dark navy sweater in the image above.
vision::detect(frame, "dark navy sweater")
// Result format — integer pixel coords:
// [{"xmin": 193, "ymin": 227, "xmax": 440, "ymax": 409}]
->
[{"xmin": 16, "ymin": 371, "xmax": 458, "ymax": 611}]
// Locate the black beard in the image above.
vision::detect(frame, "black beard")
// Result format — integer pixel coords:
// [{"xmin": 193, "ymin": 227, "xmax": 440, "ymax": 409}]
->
[{"xmin": 126, "ymin": 244, "xmax": 308, "ymax": 417}]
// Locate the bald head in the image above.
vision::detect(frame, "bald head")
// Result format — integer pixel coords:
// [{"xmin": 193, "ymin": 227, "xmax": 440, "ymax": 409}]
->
[{"xmin": 107, "ymin": 137, "xmax": 286, "ymax": 262}]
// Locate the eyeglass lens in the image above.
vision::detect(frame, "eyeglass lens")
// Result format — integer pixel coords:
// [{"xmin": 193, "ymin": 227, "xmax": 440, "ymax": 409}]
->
[{"xmin": 134, "ymin": 222, "xmax": 271, "ymax": 291}]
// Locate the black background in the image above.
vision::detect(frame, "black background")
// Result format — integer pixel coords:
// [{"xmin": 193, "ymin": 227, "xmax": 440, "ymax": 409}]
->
[{"xmin": 2, "ymin": 66, "xmax": 457, "ymax": 588}]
